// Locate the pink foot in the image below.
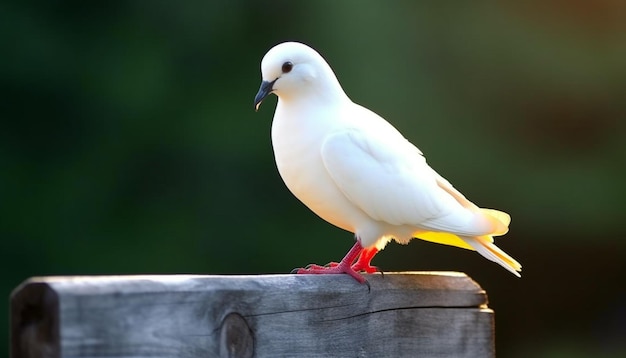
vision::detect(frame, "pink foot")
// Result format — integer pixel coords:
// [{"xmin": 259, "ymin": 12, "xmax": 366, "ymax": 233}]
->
[
  {"xmin": 296, "ymin": 264, "xmax": 365, "ymax": 284},
  {"xmin": 351, "ymin": 247, "xmax": 380, "ymax": 273},
  {"xmin": 294, "ymin": 241, "xmax": 367, "ymax": 284}
]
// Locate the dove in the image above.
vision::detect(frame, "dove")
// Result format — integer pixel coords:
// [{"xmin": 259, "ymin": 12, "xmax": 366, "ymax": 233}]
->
[{"xmin": 254, "ymin": 42, "xmax": 521, "ymax": 283}]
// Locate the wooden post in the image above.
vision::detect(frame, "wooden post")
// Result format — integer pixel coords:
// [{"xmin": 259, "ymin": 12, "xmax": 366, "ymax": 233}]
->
[{"xmin": 11, "ymin": 272, "xmax": 494, "ymax": 358}]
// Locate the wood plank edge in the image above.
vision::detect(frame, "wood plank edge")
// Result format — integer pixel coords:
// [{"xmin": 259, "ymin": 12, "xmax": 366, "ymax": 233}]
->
[{"xmin": 10, "ymin": 281, "xmax": 60, "ymax": 358}]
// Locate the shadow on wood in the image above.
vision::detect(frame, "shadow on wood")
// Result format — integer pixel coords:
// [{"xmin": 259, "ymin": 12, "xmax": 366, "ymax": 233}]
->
[{"xmin": 11, "ymin": 272, "xmax": 494, "ymax": 358}]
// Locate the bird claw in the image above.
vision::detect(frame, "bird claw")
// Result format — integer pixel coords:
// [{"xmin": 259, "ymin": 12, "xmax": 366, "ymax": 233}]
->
[
  {"xmin": 304, "ymin": 264, "xmax": 327, "ymax": 270},
  {"xmin": 352, "ymin": 264, "xmax": 381, "ymax": 274},
  {"xmin": 293, "ymin": 263, "xmax": 367, "ymax": 285},
  {"xmin": 364, "ymin": 279, "xmax": 371, "ymax": 293},
  {"xmin": 290, "ymin": 242, "xmax": 376, "ymax": 287}
]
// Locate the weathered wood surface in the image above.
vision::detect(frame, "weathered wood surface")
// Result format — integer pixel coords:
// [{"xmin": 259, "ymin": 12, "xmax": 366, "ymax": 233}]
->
[{"xmin": 11, "ymin": 272, "xmax": 494, "ymax": 358}]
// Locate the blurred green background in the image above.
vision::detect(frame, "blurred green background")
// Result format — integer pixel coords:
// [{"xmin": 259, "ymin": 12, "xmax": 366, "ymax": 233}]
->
[{"xmin": 2, "ymin": 1, "xmax": 625, "ymax": 356}]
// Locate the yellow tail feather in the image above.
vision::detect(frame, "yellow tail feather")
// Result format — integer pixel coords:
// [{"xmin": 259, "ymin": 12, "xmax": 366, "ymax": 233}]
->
[
  {"xmin": 464, "ymin": 235, "xmax": 522, "ymax": 277},
  {"xmin": 480, "ymin": 209, "xmax": 511, "ymax": 236},
  {"xmin": 414, "ymin": 231, "xmax": 474, "ymax": 250}
]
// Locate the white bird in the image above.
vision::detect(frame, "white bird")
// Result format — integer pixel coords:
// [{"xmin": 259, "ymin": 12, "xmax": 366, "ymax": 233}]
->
[{"xmin": 254, "ymin": 42, "xmax": 521, "ymax": 283}]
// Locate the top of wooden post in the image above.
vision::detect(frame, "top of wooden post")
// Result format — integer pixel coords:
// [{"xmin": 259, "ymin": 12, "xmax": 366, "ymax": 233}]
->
[{"xmin": 11, "ymin": 272, "xmax": 493, "ymax": 358}]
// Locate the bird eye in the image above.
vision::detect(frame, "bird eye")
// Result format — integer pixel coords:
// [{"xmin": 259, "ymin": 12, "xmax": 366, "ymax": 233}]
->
[{"xmin": 281, "ymin": 61, "xmax": 293, "ymax": 73}]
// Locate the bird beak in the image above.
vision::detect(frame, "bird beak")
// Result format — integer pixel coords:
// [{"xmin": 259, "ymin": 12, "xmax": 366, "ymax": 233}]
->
[{"xmin": 254, "ymin": 79, "xmax": 277, "ymax": 111}]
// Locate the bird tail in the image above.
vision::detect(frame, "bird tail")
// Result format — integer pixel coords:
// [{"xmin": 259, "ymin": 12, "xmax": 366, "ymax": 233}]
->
[
  {"xmin": 412, "ymin": 209, "xmax": 512, "ymax": 250},
  {"xmin": 413, "ymin": 203, "xmax": 521, "ymax": 276},
  {"xmin": 480, "ymin": 208, "xmax": 511, "ymax": 235},
  {"xmin": 462, "ymin": 235, "xmax": 522, "ymax": 277}
]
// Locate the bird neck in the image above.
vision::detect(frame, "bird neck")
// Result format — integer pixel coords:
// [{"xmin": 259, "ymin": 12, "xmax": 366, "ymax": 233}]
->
[{"xmin": 280, "ymin": 77, "xmax": 350, "ymax": 110}]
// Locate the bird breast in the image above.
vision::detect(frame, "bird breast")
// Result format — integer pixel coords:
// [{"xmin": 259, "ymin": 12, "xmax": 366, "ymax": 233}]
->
[{"xmin": 270, "ymin": 103, "xmax": 363, "ymax": 233}]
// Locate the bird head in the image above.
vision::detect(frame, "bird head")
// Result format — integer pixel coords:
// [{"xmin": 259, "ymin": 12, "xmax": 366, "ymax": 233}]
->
[{"xmin": 254, "ymin": 42, "xmax": 346, "ymax": 111}]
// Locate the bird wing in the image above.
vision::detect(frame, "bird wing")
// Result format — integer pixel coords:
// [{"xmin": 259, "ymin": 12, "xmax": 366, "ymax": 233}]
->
[{"xmin": 320, "ymin": 125, "xmax": 504, "ymax": 236}]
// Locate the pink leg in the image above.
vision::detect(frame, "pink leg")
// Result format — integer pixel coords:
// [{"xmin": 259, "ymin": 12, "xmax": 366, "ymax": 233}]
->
[
  {"xmin": 351, "ymin": 246, "xmax": 380, "ymax": 273},
  {"xmin": 295, "ymin": 241, "xmax": 367, "ymax": 284}
]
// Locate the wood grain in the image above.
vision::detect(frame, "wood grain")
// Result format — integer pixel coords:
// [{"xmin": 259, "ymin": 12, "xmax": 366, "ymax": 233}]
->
[{"xmin": 11, "ymin": 272, "xmax": 494, "ymax": 358}]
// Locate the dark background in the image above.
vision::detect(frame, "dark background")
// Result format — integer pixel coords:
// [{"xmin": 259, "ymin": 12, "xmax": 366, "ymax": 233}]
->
[{"xmin": 2, "ymin": 1, "xmax": 625, "ymax": 356}]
